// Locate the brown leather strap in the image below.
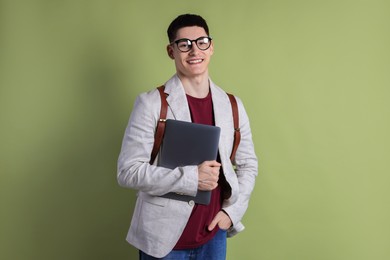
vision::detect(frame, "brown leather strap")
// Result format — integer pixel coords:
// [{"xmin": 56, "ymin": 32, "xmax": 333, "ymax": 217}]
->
[
  {"xmin": 227, "ymin": 93, "xmax": 240, "ymax": 162},
  {"xmin": 149, "ymin": 85, "xmax": 168, "ymax": 164}
]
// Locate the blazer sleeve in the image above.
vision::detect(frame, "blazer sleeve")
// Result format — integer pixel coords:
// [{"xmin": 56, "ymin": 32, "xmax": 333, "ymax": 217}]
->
[
  {"xmin": 117, "ymin": 90, "xmax": 198, "ymax": 197},
  {"xmin": 222, "ymin": 96, "xmax": 258, "ymax": 233}
]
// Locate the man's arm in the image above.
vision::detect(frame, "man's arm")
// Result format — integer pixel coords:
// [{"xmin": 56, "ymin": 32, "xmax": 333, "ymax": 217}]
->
[{"xmin": 117, "ymin": 91, "xmax": 199, "ymax": 197}]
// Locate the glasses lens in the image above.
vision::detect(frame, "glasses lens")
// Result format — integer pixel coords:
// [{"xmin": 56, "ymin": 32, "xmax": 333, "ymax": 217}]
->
[
  {"xmin": 196, "ymin": 37, "xmax": 211, "ymax": 50},
  {"xmin": 177, "ymin": 39, "xmax": 192, "ymax": 52}
]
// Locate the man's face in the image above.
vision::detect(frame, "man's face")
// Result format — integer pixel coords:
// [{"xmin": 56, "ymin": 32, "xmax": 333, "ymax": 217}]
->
[{"xmin": 167, "ymin": 26, "xmax": 214, "ymax": 79}]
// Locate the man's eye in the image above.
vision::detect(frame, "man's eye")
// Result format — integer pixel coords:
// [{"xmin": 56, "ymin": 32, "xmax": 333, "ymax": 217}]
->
[{"xmin": 178, "ymin": 43, "xmax": 189, "ymax": 48}]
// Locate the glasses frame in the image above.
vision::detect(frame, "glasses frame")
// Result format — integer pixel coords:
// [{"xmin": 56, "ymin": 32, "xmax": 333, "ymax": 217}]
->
[{"xmin": 170, "ymin": 36, "xmax": 213, "ymax": 52}]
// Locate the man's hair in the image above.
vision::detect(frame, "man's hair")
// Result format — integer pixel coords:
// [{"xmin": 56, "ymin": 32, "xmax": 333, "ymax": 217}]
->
[{"xmin": 167, "ymin": 14, "xmax": 210, "ymax": 43}]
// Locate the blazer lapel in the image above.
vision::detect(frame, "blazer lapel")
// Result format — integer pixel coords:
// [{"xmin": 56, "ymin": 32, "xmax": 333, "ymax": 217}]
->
[
  {"xmin": 164, "ymin": 75, "xmax": 192, "ymax": 122},
  {"xmin": 210, "ymin": 81, "xmax": 234, "ymax": 163}
]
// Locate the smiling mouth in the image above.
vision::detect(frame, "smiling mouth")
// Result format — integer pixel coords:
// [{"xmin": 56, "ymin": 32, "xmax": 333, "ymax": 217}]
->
[{"xmin": 187, "ymin": 59, "xmax": 203, "ymax": 64}]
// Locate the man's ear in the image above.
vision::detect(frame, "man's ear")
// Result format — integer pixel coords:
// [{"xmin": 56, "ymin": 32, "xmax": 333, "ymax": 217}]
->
[{"xmin": 166, "ymin": 45, "xmax": 174, "ymax": 59}]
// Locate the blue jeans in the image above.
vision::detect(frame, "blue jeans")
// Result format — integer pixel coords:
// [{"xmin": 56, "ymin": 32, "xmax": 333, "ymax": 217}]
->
[{"xmin": 139, "ymin": 229, "xmax": 227, "ymax": 260}]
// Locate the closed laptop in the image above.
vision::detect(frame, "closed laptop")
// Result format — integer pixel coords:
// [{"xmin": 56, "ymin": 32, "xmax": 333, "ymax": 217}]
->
[{"xmin": 158, "ymin": 119, "xmax": 221, "ymax": 205}]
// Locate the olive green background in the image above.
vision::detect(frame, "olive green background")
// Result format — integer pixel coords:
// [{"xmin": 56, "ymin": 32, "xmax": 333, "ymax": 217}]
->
[{"xmin": 1, "ymin": 0, "xmax": 389, "ymax": 259}]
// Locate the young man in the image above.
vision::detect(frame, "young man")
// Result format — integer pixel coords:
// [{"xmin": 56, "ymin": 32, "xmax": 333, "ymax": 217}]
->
[{"xmin": 117, "ymin": 14, "xmax": 258, "ymax": 259}]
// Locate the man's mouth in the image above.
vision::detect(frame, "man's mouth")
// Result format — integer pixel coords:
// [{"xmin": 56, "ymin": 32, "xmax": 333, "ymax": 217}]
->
[{"xmin": 187, "ymin": 59, "xmax": 203, "ymax": 64}]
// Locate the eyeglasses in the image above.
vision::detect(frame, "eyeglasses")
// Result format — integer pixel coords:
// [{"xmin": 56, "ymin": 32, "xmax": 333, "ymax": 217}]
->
[{"xmin": 171, "ymin": 36, "xmax": 212, "ymax": 52}]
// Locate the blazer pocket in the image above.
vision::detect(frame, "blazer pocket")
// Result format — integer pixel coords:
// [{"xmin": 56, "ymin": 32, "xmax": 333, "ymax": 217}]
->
[{"xmin": 136, "ymin": 193, "xmax": 173, "ymax": 237}]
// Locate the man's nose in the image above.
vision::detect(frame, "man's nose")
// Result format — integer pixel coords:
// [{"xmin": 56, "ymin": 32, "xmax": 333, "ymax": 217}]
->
[{"xmin": 188, "ymin": 43, "xmax": 200, "ymax": 54}]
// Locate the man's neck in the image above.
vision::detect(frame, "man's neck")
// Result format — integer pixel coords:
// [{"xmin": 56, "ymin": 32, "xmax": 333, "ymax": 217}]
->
[{"xmin": 178, "ymin": 73, "xmax": 210, "ymax": 98}]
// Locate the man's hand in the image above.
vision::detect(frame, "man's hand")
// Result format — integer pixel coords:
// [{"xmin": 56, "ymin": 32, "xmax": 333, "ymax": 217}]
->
[
  {"xmin": 197, "ymin": 160, "xmax": 221, "ymax": 191},
  {"xmin": 208, "ymin": 210, "xmax": 232, "ymax": 231}
]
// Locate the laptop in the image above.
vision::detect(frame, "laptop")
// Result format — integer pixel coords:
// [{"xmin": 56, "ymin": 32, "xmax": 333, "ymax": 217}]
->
[{"xmin": 158, "ymin": 119, "xmax": 221, "ymax": 205}]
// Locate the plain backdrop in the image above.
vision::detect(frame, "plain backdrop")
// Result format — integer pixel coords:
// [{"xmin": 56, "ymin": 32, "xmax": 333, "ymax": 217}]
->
[{"xmin": 1, "ymin": 0, "xmax": 389, "ymax": 259}]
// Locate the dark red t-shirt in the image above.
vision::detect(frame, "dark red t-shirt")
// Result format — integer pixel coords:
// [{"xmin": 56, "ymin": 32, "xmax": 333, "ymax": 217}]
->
[{"xmin": 173, "ymin": 91, "xmax": 223, "ymax": 249}]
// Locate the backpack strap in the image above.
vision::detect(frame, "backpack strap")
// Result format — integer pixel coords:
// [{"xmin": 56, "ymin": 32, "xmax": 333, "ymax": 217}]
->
[
  {"xmin": 227, "ymin": 93, "xmax": 241, "ymax": 163},
  {"xmin": 149, "ymin": 85, "xmax": 168, "ymax": 164}
]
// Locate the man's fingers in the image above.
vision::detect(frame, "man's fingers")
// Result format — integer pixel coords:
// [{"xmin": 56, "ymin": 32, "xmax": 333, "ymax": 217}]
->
[
  {"xmin": 208, "ymin": 211, "xmax": 233, "ymax": 231},
  {"xmin": 202, "ymin": 160, "xmax": 221, "ymax": 167},
  {"xmin": 208, "ymin": 215, "xmax": 219, "ymax": 231},
  {"xmin": 198, "ymin": 160, "xmax": 221, "ymax": 191}
]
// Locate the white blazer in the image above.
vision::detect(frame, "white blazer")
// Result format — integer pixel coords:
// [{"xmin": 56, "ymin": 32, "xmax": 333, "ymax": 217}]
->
[{"xmin": 117, "ymin": 75, "xmax": 258, "ymax": 258}]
